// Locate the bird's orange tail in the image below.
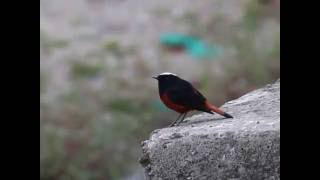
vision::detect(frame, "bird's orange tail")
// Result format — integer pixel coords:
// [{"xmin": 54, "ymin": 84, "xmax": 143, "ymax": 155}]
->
[{"xmin": 205, "ymin": 101, "xmax": 233, "ymax": 118}]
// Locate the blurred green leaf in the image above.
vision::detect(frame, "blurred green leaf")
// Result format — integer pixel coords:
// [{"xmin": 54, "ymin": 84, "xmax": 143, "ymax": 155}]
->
[{"xmin": 71, "ymin": 62, "xmax": 103, "ymax": 79}]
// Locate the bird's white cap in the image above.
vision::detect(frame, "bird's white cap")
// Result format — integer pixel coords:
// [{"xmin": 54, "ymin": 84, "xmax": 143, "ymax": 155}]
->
[{"xmin": 158, "ymin": 72, "xmax": 177, "ymax": 76}]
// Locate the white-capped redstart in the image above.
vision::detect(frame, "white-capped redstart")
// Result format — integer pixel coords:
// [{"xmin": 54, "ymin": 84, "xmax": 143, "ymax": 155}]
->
[{"xmin": 153, "ymin": 72, "xmax": 233, "ymax": 127}]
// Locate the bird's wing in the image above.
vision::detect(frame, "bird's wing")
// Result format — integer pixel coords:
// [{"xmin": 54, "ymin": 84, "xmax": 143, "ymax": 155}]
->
[{"xmin": 166, "ymin": 80, "xmax": 207, "ymax": 111}]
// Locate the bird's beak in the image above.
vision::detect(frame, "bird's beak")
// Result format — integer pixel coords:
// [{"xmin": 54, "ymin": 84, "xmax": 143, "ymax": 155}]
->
[{"xmin": 152, "ymin": 76, "xmax": 158, "ymax": 80}]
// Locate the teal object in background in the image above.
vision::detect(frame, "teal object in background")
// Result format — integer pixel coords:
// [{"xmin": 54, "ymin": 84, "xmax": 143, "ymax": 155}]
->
[{"xmin": 160, "ymin": 32, "xmax": 223, "ymax": 60}]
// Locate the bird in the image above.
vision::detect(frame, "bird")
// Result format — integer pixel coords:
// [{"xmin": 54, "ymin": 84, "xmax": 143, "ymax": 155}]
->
[{"xmin": 153, "ymin": 72, "xmax": 233, "ymax": 127}]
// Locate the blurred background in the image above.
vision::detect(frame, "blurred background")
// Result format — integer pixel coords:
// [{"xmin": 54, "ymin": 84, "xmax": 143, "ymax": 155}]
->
[{"xmin": 40, "ymin": 0, "xmax": 280, "ymax": 179}]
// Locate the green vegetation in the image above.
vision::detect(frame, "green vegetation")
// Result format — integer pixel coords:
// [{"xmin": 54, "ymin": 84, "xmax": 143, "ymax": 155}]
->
[
  {"xmin": 243, "ymin": 0, "xmax": 263, "ymax": 31},
  {"xmin": 40, "ymin": 30, "xmax": 69, "ymax": 55},
  {"xmin": 71, "ymin": 62, "xmax": 103, "ymax": 79}
]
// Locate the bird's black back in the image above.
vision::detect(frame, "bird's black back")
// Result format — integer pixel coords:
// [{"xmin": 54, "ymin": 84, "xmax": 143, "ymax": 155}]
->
[{"xmin": 158, "ymin": 76, "xmax": 211, "ymax": 113}]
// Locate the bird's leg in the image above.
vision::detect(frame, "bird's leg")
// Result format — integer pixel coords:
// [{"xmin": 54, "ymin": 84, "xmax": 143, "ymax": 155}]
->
[
  {"xmin": 176, "ymin": 112, "xmax": 188, "ymax": 126},
  {"xmin": 169, "ymin": 113, "xmax": 183, "ymax": 127}
]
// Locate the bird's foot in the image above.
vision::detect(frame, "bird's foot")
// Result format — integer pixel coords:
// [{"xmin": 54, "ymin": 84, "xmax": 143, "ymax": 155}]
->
[{"xmin": 168, "ymin": 122, "xmax": 176, "ymax": 127}]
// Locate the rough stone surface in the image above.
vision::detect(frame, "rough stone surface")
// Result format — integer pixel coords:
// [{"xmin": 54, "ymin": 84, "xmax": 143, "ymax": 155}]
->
[{"xmin": 139, "ymin": 79, "xmax": 280, "ymax": 180}]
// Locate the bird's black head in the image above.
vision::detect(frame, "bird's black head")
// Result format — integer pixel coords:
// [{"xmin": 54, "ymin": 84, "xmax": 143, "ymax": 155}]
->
[{"xmin": 152, "ymin": 72, "xmax": 181, "ymax": 93}]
